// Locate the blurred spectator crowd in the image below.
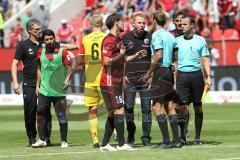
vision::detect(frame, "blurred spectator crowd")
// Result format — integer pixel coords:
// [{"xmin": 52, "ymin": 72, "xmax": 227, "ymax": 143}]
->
[
  {"xmin": 80, "ymin": 0, "xmax": 240, "ymax": 41},
  {"xmin": 0, "ymin": 0, "xmax": 240, "ymax": 48},
  {"xmin": 0, "ymin": 0, "xmax": 53, "ymax": 48}
]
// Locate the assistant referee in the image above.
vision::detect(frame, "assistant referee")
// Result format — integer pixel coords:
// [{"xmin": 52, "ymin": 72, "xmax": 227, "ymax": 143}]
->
[{"xmin": 176, "ymin": 15, "xmax": 212, "ymax": 145}]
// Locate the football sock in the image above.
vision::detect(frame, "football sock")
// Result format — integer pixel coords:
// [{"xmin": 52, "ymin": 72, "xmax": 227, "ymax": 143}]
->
[
  {"xmin": 102, "ymin": 117, "xmax": 114, "ymax": 147},
  {"xmin": 169, "ymin": 114, "xmax": 180, "ymax": 142},
  {"xmin": 89, "ymin": 112, "xmax": 99, "ymax": 144},
  {"xmin": 114, "ymin": 114, "xmax": 125, "ymax": 146},
  {"xmin": 157, "ymin": 114, "xmax": 170, "ymax": 144},
  {"xmin": 60, "ymin": 123, "xmax": 68, "ymax": 142},
  {"xmin": 195, "ymin": 112, "xmax": 203, "ymax": 140}
]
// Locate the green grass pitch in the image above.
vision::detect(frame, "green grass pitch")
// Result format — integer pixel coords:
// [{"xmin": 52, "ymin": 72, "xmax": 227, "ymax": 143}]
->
[{"xmin": 0, "ymin": 103, "xmax": 240, "ymax": 160}]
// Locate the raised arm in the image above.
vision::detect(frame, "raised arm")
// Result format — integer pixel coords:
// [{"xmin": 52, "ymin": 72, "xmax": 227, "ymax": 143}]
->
[
  {"xmin": 125, "ymin": 49, "xmax": 147, "ymax": 62},
  {"xmin": 60, "ymin": 43, "xmax": 79, "ymax": 50},
  {"xmin": 102, "ymin": 45, "xmax": 126, "ymax": 66}
]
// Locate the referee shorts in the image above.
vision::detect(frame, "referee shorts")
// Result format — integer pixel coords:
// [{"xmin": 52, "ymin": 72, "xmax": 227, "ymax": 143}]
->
[
  {"xmin": 84, "ymin": 86, "xmax": 103, "ymax": 107},
  {"xmin": 150, "ymin": 67, "xmax": 175, "ymax": 103},
  {"xmin": 176, "ymin": 70, "xmax": 204, "ymax": 106},
  {"xmin": 100, "ymin": 85, "xmax": 123, "ymax": 112}
]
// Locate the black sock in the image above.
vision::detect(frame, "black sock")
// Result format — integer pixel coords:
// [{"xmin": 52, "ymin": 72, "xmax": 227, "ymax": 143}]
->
[
  {"xmin": 37, "ymin": 115, "xmax": 46, "ymax": 141},
  {"xmin": 177, "ymin": 112, "xmax": 185, "ymax": 137},
  {"xmin": 102, "ymin": 117, "xmax": 114, "ymax": 147},
  {"xmin": 60, "ymin": 123, "xmax": 68, "ymax": 142},
  {"xmin": 114, "ymin": 114, "xmax": 125, "ymax": 146},
  {"xmin": 169, "ymin": 114, "xmax": 180, "ymax": 143},
  {"xmin": 178, "ymin": 112, "xmax": 189, "ymax": 137},
  {"xmin": 156, "ymin": 114, "xmax": 170, "ymax": 144},
  {"xmin": 195, "ymin": 112, "xmax": 203, "ymax": 139}
]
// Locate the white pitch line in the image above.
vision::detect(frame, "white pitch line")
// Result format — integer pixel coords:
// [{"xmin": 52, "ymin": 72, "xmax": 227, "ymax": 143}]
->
[
  {"xmin": 0, "ymin": 145, "xmax": 240, "ymax": 159},
  {"xmin": 214, "ymin": 158, "xmax": 240, "ymax": 160},
  {"xmin": 0, "ymin": 150, "xmax": 100, "ymax": 158}
]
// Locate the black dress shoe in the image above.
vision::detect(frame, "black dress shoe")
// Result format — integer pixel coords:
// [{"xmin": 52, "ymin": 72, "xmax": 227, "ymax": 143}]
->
[
  {"xmin": 28, "ymin": 137, "xmax": 36, "ymax": 146},
  {"xmin": 92, "ymin": 143, "xmax": 100, "ymax": 148},
  {"xmin": 180, "ymin": 136, "xmax": 188, "ymax": 145},
  {"xmin": 171, "ymin": 142, "xmax": 182, "ymax": 148},
  {"xmin": 127, "ymin": 136, "xmax": 135, "ymax": 145},
  {"xmin": 154, "ymin": 143, "xmax": 171, "ymax": 149},
  {"xmin": 142, "ymin": 139, "xmax": 151, "ymax": 146},
  {"xmin": 46, "ymin": 139, "xmax": 52, "ymax": 146},
  {"xmin": 194, "ymin": 139, "xmax": 202, "ymax": 145}
]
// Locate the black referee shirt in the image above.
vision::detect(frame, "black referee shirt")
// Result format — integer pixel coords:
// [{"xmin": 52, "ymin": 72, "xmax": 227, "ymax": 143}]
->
[{"xmin": 122, "ymin": 31, "xmax": 152, "ymax": 83}]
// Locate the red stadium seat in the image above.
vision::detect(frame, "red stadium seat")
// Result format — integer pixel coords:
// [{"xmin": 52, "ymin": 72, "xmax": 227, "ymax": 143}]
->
[
  {"xmin": 236, "ymin": 20, "xmax": 240, "ymax": 39},
  {"xmin": 211, "ymin": 29, "xmax": 223, "ymax": 41},
  {"xmin": 223, "ymin": 29, "xmax": 239, "ymax": 40}
]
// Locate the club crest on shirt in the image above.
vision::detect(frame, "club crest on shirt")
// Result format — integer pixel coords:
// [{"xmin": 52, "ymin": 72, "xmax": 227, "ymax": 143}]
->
[
  {"xmin": 144, "ymin": 39, "xmax": 149, "ymax": 44},
  {"xmin": 28, "ymin": 48, "xmax": 34, "ymax": 55}
]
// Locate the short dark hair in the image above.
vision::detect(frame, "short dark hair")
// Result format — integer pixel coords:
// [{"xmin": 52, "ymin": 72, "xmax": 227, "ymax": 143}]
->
[
  {"xmin": 172, "ymin": 9, "xmax": 184, "ymax": 20},
  {"xmin": 26, "ymin": 18, "xmax": 41, "ymax": 31},
  {"xmin": 152, "ymin": 11, "xmax": 166, "ymax": 26},
  {"xmin": 183, "ymin": 15, "xmax": 195, "ymax": 25},
  {"xmin": 42, "ymin": 29, "xmax": 55, "ymax": 38},
  {"xmin": 105, "ymin": 13, "xmax": 122, "ymax": 30}
]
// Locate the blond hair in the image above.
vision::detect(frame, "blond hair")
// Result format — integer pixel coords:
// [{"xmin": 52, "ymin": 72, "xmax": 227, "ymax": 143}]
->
[
  {"xmin": 90, "ymin": 14, "xmax": 103, "ymax": 28},
  {"xmin": 132, "ymin": 12, "xmax": 145, "ymax": 21}
]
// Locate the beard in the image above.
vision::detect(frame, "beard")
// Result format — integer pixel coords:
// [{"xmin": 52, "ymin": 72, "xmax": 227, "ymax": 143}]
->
[
  {"xmin": 119, "ymin": 27, "xmax": 124, "ymax": 32},
  {"xmin": 46, "ymin": 42, "xmax": 56, "ymax": 53},
  {"xmin": 183, "ymin": 29, "xmax": 192, "ymax": 35}
]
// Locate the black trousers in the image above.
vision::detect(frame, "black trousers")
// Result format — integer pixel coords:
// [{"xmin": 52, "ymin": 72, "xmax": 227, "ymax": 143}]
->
[
  {"xmin": 22, "ymin": 85, "xmax": 52, "ymax": 140},
  {"xmin": 0, "ymin": 29, "xmax": 4, "ymax": 47},
  {"xmin": 124, "ymin": 82, "xmax": 152, "ymax": 142}
]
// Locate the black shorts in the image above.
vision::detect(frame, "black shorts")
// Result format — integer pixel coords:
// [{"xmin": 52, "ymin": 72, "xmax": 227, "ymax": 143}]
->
[
  {"xmin": 38, "ymin": 94, "xmax": 67, "ymax": 113},
  {"xmin": 100, "ymin": 85, "xmax": 123, "ymax": 112},
  {"xmin": 176, "ymin": 70, "xmax": 204, "ymax": 106},
  {"xmin": 150, "ymin": 67, "xmax": 174, "ymax": 103}
]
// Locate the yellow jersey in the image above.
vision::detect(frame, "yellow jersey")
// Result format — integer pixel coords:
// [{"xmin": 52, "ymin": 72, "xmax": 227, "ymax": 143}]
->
[{"xmin": 79, "ymin": 31, "xmax": 106, "ymax": 86}]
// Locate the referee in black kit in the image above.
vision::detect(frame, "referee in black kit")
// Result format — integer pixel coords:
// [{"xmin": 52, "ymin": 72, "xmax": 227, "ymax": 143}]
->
[
  {"xmin": 123, "ymin": 13, "xmax": 152, "ymax": 146},
  {"xmin": 175, "ymin": 15, "xmax": 212, "ymax": 145},
  {"xmin": 11, "ymin": 18, "xmax": 52, "ymax": 146}
]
